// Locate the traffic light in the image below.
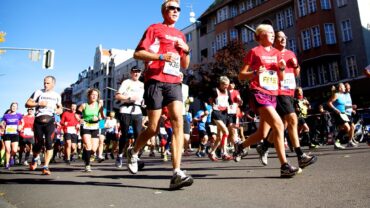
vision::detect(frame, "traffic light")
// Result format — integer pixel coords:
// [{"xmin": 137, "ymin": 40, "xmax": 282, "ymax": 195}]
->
[{"xmin": 42, "ymin": 49, "xmax": 54, "ymax": 69}]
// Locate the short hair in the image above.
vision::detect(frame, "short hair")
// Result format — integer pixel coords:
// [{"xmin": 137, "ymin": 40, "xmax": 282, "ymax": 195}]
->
[
  {"xmin": 161, "ymin": 0, "xmax": 180, "ymax": 14},
  {"xmin": 44, "ymin": 75, "xmax": 56, "ymax": 83},
  {"xmin": 254, "ymin": 24, "xmax": 273, "ymax": 41},
  {"xmin": 219, "ymin": 76, "xmax": 230, "ymax": 84}
]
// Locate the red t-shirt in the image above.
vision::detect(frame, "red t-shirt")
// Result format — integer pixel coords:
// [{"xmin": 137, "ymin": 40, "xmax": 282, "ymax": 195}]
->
[
  {"xmin": 136, "ymin": 23, "xmax": 186, "ymax": 84},
  {"xmin": 277, "ymin": 49, "xmax": 297, "ymax": 97},
  {"xmin": 60, "ymin": 111, "xmax": 79, "ymax": 133},
  {"xmin": 229, "ymin": 89, "xmax": 241, "ymax": 104},
  {"xmin": 243, "ymin": 45, "xmax": 282, "ymax": 96},
  {"xmin": 20, "ymin": 115, "xmax": 34, "ymax": 139},
  {"xmin": 162, "ymin": 107, "xmax": 172, "ymax": 129}
]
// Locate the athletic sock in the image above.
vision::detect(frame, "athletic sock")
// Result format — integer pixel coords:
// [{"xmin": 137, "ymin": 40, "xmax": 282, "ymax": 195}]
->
[{"xmin": 294, "ymin": 147, "xmax": 304, "ymax": 159}]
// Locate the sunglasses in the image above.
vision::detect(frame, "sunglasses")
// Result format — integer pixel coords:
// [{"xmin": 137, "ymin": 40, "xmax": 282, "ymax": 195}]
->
[{"xmin": 167, "ymin": 5, "xmax": 181, "ymax": 12}]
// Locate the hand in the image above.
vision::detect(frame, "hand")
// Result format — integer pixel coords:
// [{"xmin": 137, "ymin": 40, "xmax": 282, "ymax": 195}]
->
[
  {"xmin": 257, "ymin": 65, "xmax": 266, "ymax": 74},
  {"xmin": 278, "ymin": 59, "xmax": 286, "ymax": 70},
  {"xmin": 92, "ymin": 116, "xmax": 99, "ymax": 122},
  {"xmin": 175, "ymin": 39, "xmax": 189, "ymax": 54},
  {"xmin": 162, "ymin": 52, "xmax": 178, "ymax": 62}
]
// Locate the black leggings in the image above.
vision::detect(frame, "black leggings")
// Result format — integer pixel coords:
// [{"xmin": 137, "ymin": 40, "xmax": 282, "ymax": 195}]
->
[
  {"xmin": 118, "ymin": 113, "xmax": 142, "ymax": 154},
  {"xmin": 33, "ymin": 119, "xmax": 55, "ymax": 152}
]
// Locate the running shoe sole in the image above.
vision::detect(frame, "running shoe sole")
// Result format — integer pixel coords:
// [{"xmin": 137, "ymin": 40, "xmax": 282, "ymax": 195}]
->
[{"xmin": 169, "ymin": 177, "xmax": 194, "ymax": 191}]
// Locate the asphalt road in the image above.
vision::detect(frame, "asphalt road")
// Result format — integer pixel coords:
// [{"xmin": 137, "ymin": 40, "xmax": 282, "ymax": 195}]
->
[{"xmin": 0, "ymin": 144, "xmax": 369, "ymax": 208}]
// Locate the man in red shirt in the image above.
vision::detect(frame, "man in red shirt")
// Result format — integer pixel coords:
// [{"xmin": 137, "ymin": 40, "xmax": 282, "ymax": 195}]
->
[
  {"xmin": 126, "ymin": 0, "xmax": 193, "ymax": 190},
  {"xmin": 60, "ymin": 103, "xmax": 80, "ymax": 165}
]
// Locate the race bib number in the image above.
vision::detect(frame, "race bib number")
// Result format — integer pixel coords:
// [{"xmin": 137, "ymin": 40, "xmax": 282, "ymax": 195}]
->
[
  {"xmin": 160, "ymin": 127, "xmax": 167, "ymax": 135},
  {"xmin": 227, "ymin": 103, "xmax": 237, "ymax": 114},
  {"xmin": 280, "ymin": 73, "xmax": 296, "ymax": 90},
  {"xmin": 340, "ymin": 114, "xmax": 350, "ymax": 122},
  {"xmin": 24, "ymin": 128, "xmax": 34, "ymax": 136},
  {"xmin": 259, "ymin": 70, "xmax": 278, "ymax": 91},
  {"xmin": 67, "ymin": 126, "xmax": 77, "ymax": 134},
  {"xmin": 209, "ymin": 125, "xmax": 217, "ymax": 134},
  {"xmin": 163, "ymin": 53, "xmax": 181, "ymax": 76},
  {"xmin": 5, "ymin": 125, "xmax": 17, "ymax": 134},
  {"xmin": 84, "ymin": 123, "xmax": 99, "ymax": 130}
]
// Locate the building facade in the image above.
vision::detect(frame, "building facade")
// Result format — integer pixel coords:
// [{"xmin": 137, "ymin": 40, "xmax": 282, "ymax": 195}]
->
[{"xmin": 192, "ymin": 0, "xmax": 370, "ymax": 107}]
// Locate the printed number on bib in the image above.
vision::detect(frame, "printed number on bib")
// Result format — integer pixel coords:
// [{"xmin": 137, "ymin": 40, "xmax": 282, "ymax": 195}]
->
[
  {"xmin": 259, "ymin": 70, "xmax": 278, "ymax": 91},
  {"xmin": 84, "ymin": 123, "xmax": 99, "ymax": 130},
  {"xmin": 5, "ymin": 125, "xmax": 18, "ymax": 134},
  {"xmin": 67, "ymin": 126, "xmax": 77, "ymax": 134},
  {"xmin": 24, "ymin": 128, "xmax": 34, "ymax": 136},
  {"xmin": 209, "ymin": 125, "xmax": 217, "ymax": 134},
  {"xmin": 163, "ymin": 53, "xmax": 181, "ymax": 76},
  {"xmin": 340, "ymin": 114, "xmax": 350, "ymax": 122},
  {"xmin": 227, "ymin": 103, "xmax": 238, "ymax": 114},
  {"xmin": 281, "ymin": 73, "xmax": 296, "ymax": 90}
]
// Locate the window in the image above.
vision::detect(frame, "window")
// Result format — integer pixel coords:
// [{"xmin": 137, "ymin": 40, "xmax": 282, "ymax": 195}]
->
[
  {"xmin": 211, "ymin": 41, "xmax": 216, "ymax": 56},
  {"xmin": 248, "ymin": 24, "xmax": 255, "ymax": 42},
  {"xmin": 341, "ymin": 19, "xmax": 352, "ymax": 42},
  {"xmin": 216, "ymin": 32, "xmax": 228, "ymax": 50},
  {"xmin": 307, "ymin": 67, "xmax": 316, "ymax": 86},
  {"xmin": 285, "ymin": 8, "xmax": 294, "ymax": 27},
  {"xmin": 298, "ymin": 0, "xmax": 307, "ymax": 17},
  {"xmin": 230, "ymin": 5, "xmax": 238, "ymax": 17},
  {"xmin": 324, "ymin": 23, "xmax": 336, "ymax": 44},
  {"xmin": 230, "ymin": 28, "xmax": 238, "ymax": 41},
  {"xmin": 311, "ymin": 26, "xmax": 321, "ymax": 47},
  {"xmin": 217, "ymin": 7, "xmax": 229, "ymax": 23},
  {"xmin": 276, "ymin": 12, "xmax": 285, "ymax": 30},
  {"xmin": 307, "ymin": 0, "xmax": 317, "ymax": 14},
  {"xmin": 318, "ymin": 64, "xmax": 328, "ymax": 84},
  {"xmin": 185, "ymin": 33, "xmax": 192, "ymax": 42},
  {"xmin": 301, "ymin": 29, "xmax": 311, "ymax": 50},
  {"xmin": 320, "ymin": 0, "xmax": 331, "ymax": 10},
  {"xmin": 337, "ymin": 0, "xmax": 347, "ymax": 7},
  {"xmin": 329, "ymin": 61, "xmax": 340, "ymax": 81},
  {"xmin": 288, "ymin": 39, "xmax": 297, "ymax": 54},
  {"xmin": 241, "ymin": 27, "xmax": 248, "ymax": 43},
  {"xmin": 210, "ymin": 17, "xmax": 217, "ymax": 31},
  {"xmin": 216, "ymin": 34, "xmax": 222, "ymax": 50},
  {"xmin": 239, "ymin": 1, "xmax": 246, "ymax": 13},
  {"xmin": 222, "ymin": 32, "xmax": 228, "ymax": 47},
  {"xmin": 201, "ymin": 48, "xmax": 208, "ymax": 60},
  {"xmin": 246, "ymin": 0, "xmax": 253, "ymax": 10},
  {"xmin": 346, "ymin": 56, "xmax": 357, "ymax": 78}
]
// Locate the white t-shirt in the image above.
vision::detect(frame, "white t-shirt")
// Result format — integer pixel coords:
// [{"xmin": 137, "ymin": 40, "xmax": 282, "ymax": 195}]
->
[
  {"xmin": 117, "ymin": 79, "xmax": 144, "ymax": 115},
  {"xmin": 105, "ymin": 118, "xmax": 117, "ymax": 133},
  {"xmin": 31, "ymin": 89, "xmax": 62, "ymax": 117},
  {"xmin": 182, "ymin": 83, "xmax": 189, "ymax": 115}
]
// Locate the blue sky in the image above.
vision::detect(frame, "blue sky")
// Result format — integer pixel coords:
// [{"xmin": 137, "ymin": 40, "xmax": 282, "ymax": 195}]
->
[{"xmin": 0, "ymin": 0, "xmax": 214, "ymax": 114}]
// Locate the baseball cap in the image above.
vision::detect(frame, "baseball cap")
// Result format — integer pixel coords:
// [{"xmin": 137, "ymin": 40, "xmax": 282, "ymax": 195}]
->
[{"xmin": 131, "ymin": 66, "xmax": 141, "ymax": 72}]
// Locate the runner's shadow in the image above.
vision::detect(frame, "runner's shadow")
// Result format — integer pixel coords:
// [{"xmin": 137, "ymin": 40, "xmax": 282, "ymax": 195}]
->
[{"xmin": 0, "ymin": 178, "xmax": 169, "ymax": 191}]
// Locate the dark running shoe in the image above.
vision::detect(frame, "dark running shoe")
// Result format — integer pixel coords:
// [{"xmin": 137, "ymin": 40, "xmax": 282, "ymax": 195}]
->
[
  {"xmin": 169, "ymin": 170, "xmax": 194, "ymax": 190},
  {"xmin": 298, "ymin": 153, "xmax": 317, "ymax": 169},
  {"xmin": 233, "ymin": 142, "xmax": 244, "ymax": 162},
  {"xmin": 280, "ymin": 163, "xmax": 299, "ymax": 178}
]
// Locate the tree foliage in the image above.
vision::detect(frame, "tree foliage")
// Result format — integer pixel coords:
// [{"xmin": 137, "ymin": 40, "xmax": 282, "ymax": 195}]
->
[{"xmin": 187, "ymin": 40, "xmax": 248, "ymax": 102}]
